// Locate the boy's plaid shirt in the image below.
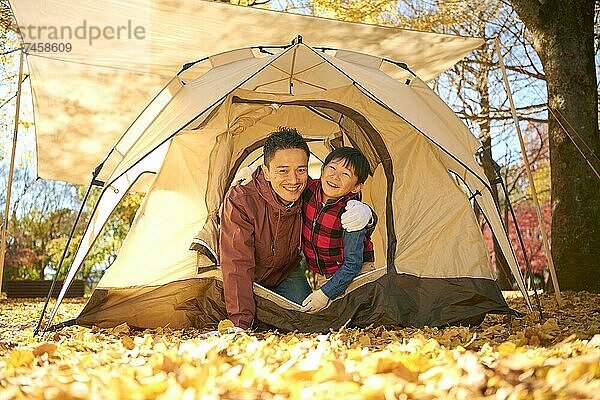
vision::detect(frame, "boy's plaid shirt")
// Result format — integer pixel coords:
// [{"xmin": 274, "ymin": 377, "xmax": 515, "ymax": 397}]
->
[{"xmin": 301, "ymin": 179, "xmax": 374, "ymax": 275}]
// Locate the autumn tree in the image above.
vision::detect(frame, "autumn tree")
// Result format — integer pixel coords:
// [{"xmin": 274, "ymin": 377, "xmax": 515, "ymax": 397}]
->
[{"xmin": 508, "ymin": 0, "xmax": 600, "ymax": 292}]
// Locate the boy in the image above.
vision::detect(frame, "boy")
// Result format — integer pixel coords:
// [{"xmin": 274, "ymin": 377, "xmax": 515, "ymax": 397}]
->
[{"xmin": 300, "ymin": 147, "xmax": 374, "ymax": 313}]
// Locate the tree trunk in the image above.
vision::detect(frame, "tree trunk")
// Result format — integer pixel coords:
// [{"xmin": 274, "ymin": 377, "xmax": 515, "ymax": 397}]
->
[{"xmin": 510, "ymin": 0, "xmax": 600, "ymax": 292}]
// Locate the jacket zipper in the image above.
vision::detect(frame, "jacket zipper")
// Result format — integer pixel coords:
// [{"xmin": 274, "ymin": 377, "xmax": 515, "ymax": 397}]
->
[{"xmin": 310, "ymin": 213, "xmax": 325, "ymax": 275}]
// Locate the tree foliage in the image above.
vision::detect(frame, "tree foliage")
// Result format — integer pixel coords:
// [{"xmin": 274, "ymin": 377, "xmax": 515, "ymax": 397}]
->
[{"xmin": 2, "ymin": 182, "xmax": 143, "ymax": 286}]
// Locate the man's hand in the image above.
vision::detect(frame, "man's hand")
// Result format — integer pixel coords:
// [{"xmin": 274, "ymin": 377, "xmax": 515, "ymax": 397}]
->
[
  {"xmin": 340, "ymin": 200, "xmax": 372, "ymax": 232},
  {"xmin": 300, "ymin": 289, "xmax": 330, "ymax": 313}
]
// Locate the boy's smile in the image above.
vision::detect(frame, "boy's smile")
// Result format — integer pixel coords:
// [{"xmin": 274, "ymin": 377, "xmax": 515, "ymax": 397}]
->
[{"xmin": 321, "ymin": 158, "xmax": 363, "ymax": 202}]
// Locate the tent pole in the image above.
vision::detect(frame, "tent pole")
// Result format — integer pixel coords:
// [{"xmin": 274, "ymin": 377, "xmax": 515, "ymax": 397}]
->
[
  {"xmin": 494, "ymin": 37, "xmax": 562, "ymax": 306},
  {"xmin": 33, "ymin": 174, "xmax": 97, "ymax": 336},
  {"xmin": 0, "ymin": 49, "xmax": 25, "ymax": 294},
  {"xmin": 494, "ymin": 168, "xmax": 544, "ymax": 321}
]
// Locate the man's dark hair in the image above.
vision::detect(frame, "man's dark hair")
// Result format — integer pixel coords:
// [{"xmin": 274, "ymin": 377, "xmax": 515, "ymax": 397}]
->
[
  {"xmin": 263, "ymin": 127, "xmax": 309, "ymax": 166},
  {"xmin": 323, "ymin": 146, "xmax": 370, "ymax": 184}
]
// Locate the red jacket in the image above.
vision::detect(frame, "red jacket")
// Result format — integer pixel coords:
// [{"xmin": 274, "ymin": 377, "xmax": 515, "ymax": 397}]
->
[{"xmin": 219, "ymin": 168, "xmax": 302, "ymax": 328}]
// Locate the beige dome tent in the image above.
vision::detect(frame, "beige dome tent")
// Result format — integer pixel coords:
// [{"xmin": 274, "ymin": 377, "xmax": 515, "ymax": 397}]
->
[{"xmin": 39, "ymin": 37, "xmax": 532, "ymax": 333}]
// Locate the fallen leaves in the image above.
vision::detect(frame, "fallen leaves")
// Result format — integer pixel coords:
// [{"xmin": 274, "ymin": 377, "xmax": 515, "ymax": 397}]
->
[
  {"xmin": 32, "ymin": 343, "xmax": 57, "ymax": 358},
  {"xmin": 7, "ymin": 349, "xmax": 34, "ymax": 368},
  {"xmin": 0, "ymin": 292, "xmax": 599, "ymax": 399},
  {"xmin": 218, "ymin": 319, "xmax": 235, "ymax": 334}
]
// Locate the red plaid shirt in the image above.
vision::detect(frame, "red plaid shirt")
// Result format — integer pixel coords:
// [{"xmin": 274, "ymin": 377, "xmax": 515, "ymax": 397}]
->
[{"xmin": 301, "ymin": 179, "xmax": 374, "ymax": 275}]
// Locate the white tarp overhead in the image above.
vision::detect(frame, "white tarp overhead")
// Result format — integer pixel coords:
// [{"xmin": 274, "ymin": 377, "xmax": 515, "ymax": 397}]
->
[{"xmin": 9, "ymin": 0, "xmax": 483, "ymax": 185}]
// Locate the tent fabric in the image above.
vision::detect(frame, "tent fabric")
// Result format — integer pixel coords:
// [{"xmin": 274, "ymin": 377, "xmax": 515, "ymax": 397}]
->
[
  {"xmin": 44, "ymin": 41, "xmax": 531, "ymax": 333},
  {"xmin": 10, "ymin": 0, "xmax": 483, "ymax": 185},
  {"xmin": 77, "ymin": 272, "xmax": 515, "ymax": 331}
]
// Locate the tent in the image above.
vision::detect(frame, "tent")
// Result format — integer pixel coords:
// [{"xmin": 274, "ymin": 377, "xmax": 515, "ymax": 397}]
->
[{"xmin": 38, "ymin": 36, "xmax": 531, "ymax": 332}]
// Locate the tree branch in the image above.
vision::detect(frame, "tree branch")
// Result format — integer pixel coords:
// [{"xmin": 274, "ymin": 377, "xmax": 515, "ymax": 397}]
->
[{"xmin": 459, "ymin": 58, "xmax": 545, "ymax": 80}]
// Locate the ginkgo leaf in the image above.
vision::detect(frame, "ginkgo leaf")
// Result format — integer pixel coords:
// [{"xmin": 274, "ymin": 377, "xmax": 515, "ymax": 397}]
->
[
  {"xmin": 7, "ymin": 349, "xmax": 35, "ymax": 368},
  {"xmin": 217, "ymin": 319, "xmax": 234, "ymax": 334},
  {"xmin": 33, "ymin": 343, "xmax": 58, "ymax": 358}
]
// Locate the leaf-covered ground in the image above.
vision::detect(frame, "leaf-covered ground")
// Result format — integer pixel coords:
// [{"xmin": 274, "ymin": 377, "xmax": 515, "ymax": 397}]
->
[{"xmin": 1, "ymin": 291, "xmax": 599, "ymax": 399}]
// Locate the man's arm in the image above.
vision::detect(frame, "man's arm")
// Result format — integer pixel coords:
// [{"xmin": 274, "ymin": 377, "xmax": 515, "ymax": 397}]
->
[{"xmin": 219, "ymin": 194, "xmax": 257, "ymax": 329}]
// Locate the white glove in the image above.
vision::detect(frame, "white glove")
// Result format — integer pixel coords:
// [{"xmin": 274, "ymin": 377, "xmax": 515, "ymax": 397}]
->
[
  {"xmin": 300, "ymin": 289, "xmax": 330, "ymax": 313},
  {"xmin": 340, "ymin": 200, "xmax": 372, "ymax": 232},
  {"xmin": 203, "ymin": 326, "xmax": 245, "ymax": 337},
  {"xmin": 233, "ymin": 165, "xmax": 259, "ymax": 186}
]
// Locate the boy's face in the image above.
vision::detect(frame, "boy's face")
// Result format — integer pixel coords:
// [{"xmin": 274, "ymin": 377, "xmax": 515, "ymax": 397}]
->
[
  {"xmin": 262, "ymin": 148, "xmax": 309, "ymax": 204},
  {"xmin": 321, "ymin": 158, "xmax": 363, "ymax": 202}
]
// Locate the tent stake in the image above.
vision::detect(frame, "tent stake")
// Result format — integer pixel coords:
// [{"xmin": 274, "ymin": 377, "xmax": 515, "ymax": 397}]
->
[
  {"xmin": 494, "ymin": 37, "xmax": 562, "ymax": 306},
  {"xmin": 0, "ymin": 48, "xmax": 25, "ymax": 294}
]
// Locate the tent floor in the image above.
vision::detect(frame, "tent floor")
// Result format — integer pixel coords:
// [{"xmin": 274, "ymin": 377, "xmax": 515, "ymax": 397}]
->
[{"xmin": 75, "ymin": 273, "xmax": 518, "ymax": 332}]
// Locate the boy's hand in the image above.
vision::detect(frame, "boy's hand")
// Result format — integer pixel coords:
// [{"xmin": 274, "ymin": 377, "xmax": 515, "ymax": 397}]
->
[
  {"xmin": 300, "ymin": 289, "xmax": 329, "ymax": 313},
  {"xmin": 341, "ymin": 200, "xmax": 372, "ymax": 231}
]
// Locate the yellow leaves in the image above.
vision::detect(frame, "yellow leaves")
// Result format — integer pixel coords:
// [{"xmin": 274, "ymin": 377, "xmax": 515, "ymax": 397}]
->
[
  {"xmin": 420, "ymin": 338, "xmax": 440, "ymax": 354},
  {"xmin": 497, "ymin": 341, "xmax": 517, "ymax": 356},
  {"xmin": 138, "ymin": 373, "xmax": 169, "ymax": 397},
  {"xmin": 7, "ymin": 349, "xmax": 34, "ymax": 368},
  {"xmin": 217, "ymin": 319, "xmax": 234, "ymax": 334},
  {"xmin": 1, "ymin": 293, "xmax": 600, "ymax": 399},
  {"xmin": 375, "ymin": 358, "xmax": 418, "ymax": 381}
]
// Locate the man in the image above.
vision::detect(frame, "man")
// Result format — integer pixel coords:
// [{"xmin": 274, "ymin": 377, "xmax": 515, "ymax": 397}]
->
[{"xmin": 219, "ymin": 127, "xmax": 373, "ymax": 329}]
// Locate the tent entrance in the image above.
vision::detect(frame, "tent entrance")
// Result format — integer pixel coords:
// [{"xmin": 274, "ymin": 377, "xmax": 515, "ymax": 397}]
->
[{"xmin": 190, "ymin": 96, "xmax": 396, "ymax": 276}]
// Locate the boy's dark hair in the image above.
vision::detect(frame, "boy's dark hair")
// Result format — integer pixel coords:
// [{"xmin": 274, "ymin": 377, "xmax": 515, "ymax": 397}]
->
[
  {"xmin": 263, "ymin": 127, "xmax": 310, "ymax": 166},
  {"xmin": 323, "ymin": 147, "xmax": 370, "ymax": 184}
]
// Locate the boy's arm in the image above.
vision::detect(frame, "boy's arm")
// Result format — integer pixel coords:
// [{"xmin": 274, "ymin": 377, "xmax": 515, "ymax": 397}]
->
[
  {"xmin": 219, "ymin": 194, "xmax": 257, "ymax": 329},
  {"xmin": 320, "ymin": 228, "xmax": 366, "ymax": 300}
]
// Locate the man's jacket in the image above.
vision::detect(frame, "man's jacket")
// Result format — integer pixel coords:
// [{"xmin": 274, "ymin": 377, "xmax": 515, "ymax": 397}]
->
[{"xmin": 219, "ymin": 167, "xmax": 302, "ymax": 328}]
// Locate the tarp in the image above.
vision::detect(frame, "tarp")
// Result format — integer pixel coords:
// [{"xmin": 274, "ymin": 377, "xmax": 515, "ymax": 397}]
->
[{"xmin": 9, "ymin": 0, "xmax": 483, "ymax": 184}]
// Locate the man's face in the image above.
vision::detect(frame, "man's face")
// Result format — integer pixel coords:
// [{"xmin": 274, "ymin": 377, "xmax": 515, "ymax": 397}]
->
[{"xmin": 262, "ymin": 148, "xmax": 309, "ymax": 204}]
